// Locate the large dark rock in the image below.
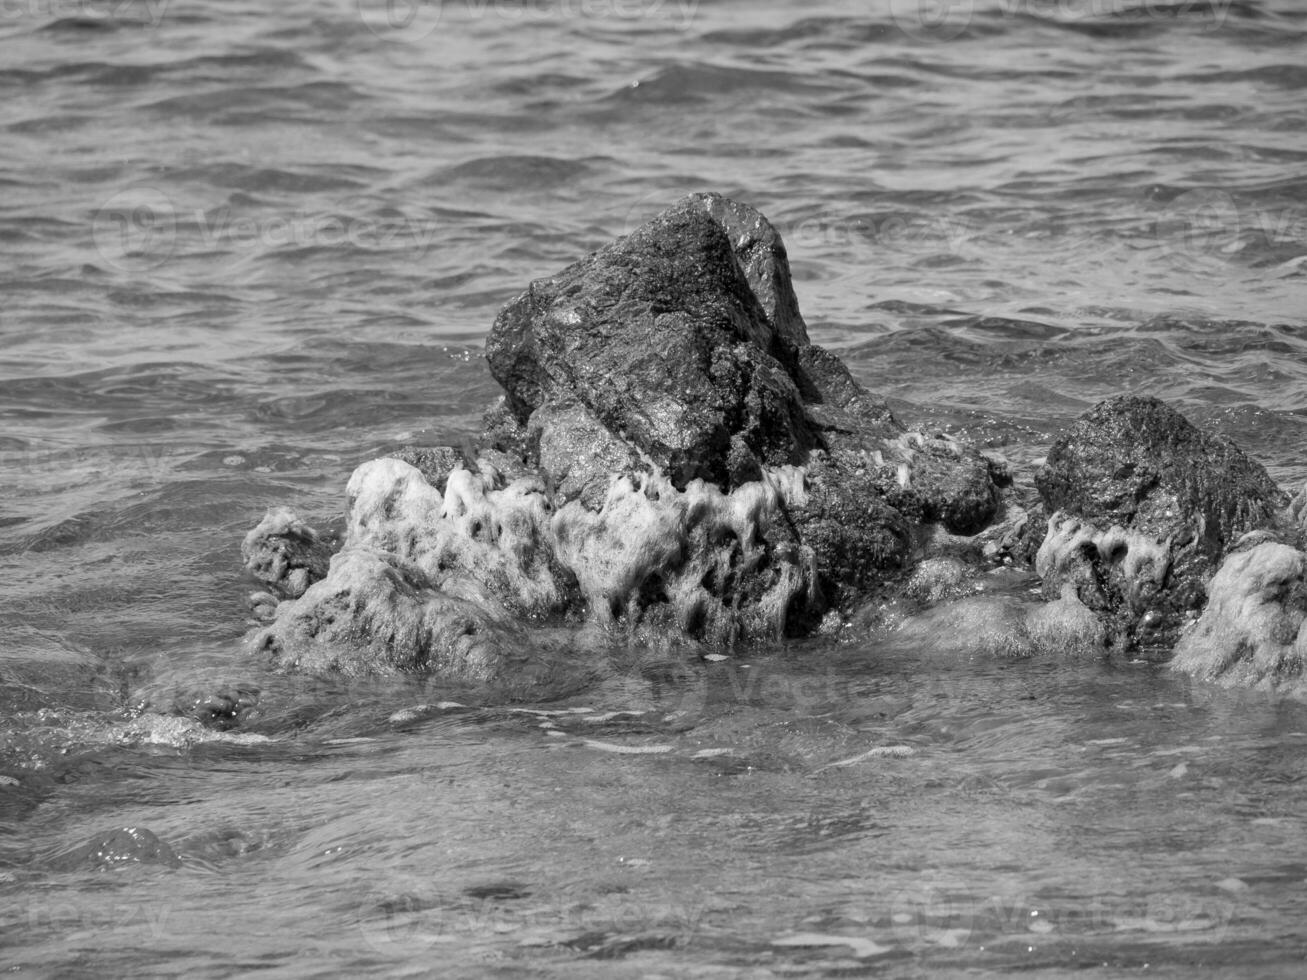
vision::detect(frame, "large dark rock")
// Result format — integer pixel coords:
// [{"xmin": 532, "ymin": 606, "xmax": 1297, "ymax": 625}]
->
[
  {"xmin": 1032, "ymin": 395, "xmax": 1285, "ymax": 649},
  {"xmin": 486, "ymin": 194, "xmax": 818, "ymax": 490},
  {"xmin": 245, "ymin": 193, "xmax": 1008, "ymax": 675},
  {"xmin": 484, "ymin": 191, "xmax": 1002, "ymax": 590}
]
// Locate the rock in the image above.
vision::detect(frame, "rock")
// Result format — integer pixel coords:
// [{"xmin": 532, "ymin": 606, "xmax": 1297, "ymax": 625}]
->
[
  {"xmin": 895, "ymin": 595, "xmax": 1035, "ymax": 659},
  {"xmin": 241, "ymin": 506, "xmax": 333, "ymax": 599},
  {"xmin": 788, "ymin": 456, "xmax": 911, "ymax": 611},
  {"xmin": 185, "ymin": 687, "xmax": 260, "ymax": 731},
  {"xmin": 386, "ymin": 445, "xmax": 468, "ymax": 492},
  {"xmin": 486, "ymin": 193, "xmax": 818, "ymax": 490},
  {"xmin": 242, "ymin": 193, "xmax": 1008, "ymax": 676},
  {"xmin": 1025, "ymin": 583, "xmax": 1108, "ymax": 658},
  {"xmin": 51, "ymin": 827, "xmax": 181, "ymax": 871},
  {"xmin": 248, "ymin": 589, "xmax": 278, "ymax": 619},
  {"xmin": 1032, "ymin": 395, "xmax": 1283, "ymax": 649},
  {"xmin": 696, "ymin": 191, "xmax": 811, "ymax": 352},
  {"xmin": 530, "ymin": 400, "xmax": 645, "ymax": 509},
  {"xmin": 251, "ymin": 548, "xmax": 519, "ymax": 679},
  {"xmin": 893, "ymin": 585, "xmax": 1106, "ymax": 661},
  {"xmin": 485, "ymin": 191, "xmax": 999, "ymax": 584},
  {"xmin": 903, "ymin": 556, "xmax": 974, "ymax": 604},
  {"xmin": 1288, "ymin": 483, "xmax": 1307, "ymax": 540},
  {"xmin": 345, "ymin": 456, "xmax": 570, "ymax": 619},
  {"xmin": 551, "ymin": 466, "xmax": 816, "ymax": 646},
  {"xmin": 1170, "ymin": 542, "xmax": 1307, "ymax": 694}
]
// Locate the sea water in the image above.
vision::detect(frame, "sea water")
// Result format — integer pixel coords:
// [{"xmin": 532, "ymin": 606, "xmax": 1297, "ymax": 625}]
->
[{"xmin": 2, "ymin": 1, "xmax": 1306, "ymax": 976}]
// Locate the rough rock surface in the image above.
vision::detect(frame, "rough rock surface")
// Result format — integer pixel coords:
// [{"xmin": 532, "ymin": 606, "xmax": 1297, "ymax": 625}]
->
[
  {"xmin": 1032, "ymin": 395, "xmax": 1284, "ymax": 650},
  {"xmin": 241, "ymin": 506, "xmax": 333, "ymax": 598},
  {"xmin": 245, "ymin": 192, "xmax": 1010, "ymax": 677},
  {"xmin": 891, "ymin": 579, "xmax": 1106, "ymax": 660},
  {"xmin": 481, "ymin": 192, "xmax": 1001, "ymax": 598},
  {"xmin": 485, "ymin": 194, "xmax": 819, "ymax": 490},
  {"xmin": 239, "ymin": 197, "xmax": 1307, "ymax": 695},
  {"xmin": 51, "ymin": 827, "xmax": 181, "ymax": 871},
  {"xmin": 1170, "ymin": 542, "xmax": 1307, "ymax": 694},
  {"xmin": 252, "ymin": 547, "xmax": 521, "ymax": 679}
]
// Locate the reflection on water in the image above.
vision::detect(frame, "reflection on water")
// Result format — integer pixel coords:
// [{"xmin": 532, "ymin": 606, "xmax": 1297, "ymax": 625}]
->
[{"xmin": 2, "ymin": 0, "xmax": 1307, "ymax": 975}]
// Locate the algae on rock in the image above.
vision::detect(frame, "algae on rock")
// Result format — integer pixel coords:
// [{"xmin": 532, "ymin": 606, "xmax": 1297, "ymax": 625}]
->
[
  {"xmin": 1171, "ymin": 541, "xmax": 1307, "ymax": 694},
  {"xmin": 242, "ymin": 193, "xmax": 1015, "ymax": 678},
  {"xmin": 239, "ymin": 195, "xmax": 1307, "ymax": 700},
  {"xmin": 1031, "ymin": 395, "xmax": 1284, "ymax": 650}
]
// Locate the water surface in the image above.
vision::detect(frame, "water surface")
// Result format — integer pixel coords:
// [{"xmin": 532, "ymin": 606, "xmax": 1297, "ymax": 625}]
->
[{"xmin": 2, "ymin": 0, "xmax": 1307, "ymax": 976}]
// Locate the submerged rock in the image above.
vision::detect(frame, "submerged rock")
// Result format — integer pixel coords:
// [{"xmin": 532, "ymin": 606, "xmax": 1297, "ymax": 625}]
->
[
  {"xmin": 1170, "ymin": 542, "xmax": 1307, "ymax": 694},
  {"xmin": 252, "ymin": 547, "xmax": 520, "ymax": 680},
  {"xmin": 1032, "ymin": 395, "xmax": 1284, "ymax": 650},
  {"xmin": 51, "ymin": 827, "xmax": 181, "ymax": 871},
  {"xmin": 241, "ymin": 506, "xmax": 333, "ymax": 599},
  {"xmin": 243, "ymin": 193, "xmax": 1011, "ymax": 677},
  {"xmin": 892, "ymin": 579, "xmax": 1106, "ymax": 661}
]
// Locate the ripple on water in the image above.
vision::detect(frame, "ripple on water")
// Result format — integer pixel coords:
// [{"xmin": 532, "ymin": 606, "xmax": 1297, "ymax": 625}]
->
[{"xmin": 3, "ymin": 0, "xmax": 1307, "ymax": 975}]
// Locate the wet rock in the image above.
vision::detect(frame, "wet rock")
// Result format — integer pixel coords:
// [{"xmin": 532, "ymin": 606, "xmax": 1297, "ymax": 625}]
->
[
  {"xmin": 185, "ymin": 687, "xmax": 260, "ymax": 731},
  {"xmin": 895, "ymin": 587, "xmax": 1106, "ymax": 661},
  {"xmin": 551, "ymin": 466, "xmax": 816, "ymax": 646},
  {"xmin": 243, "ymin": 193, "xmax": 1008, "ymax": 676},
  {"xmin": 51, "ymin": 827, "xmax": 181, "ymax": 871},
  {"xmin": 1032, "ymin": 395, "xmax": 1284, "ymax": 649},
  {"xmin": 251, "ymin": 548, "xmax": 518, "ymax": 679},
  {"xmin": 1170, "ymin": 542, "xmax": 1307, "ymax": 694},
  {"xmin": 241, "ymin": 506, "xmax": 333, "ymax": 599},
  {"xmin": 903, "ymin": 556, "xmax": 974, "ymax": 605},
  {"xmin": 697, "ymin": 191, "xmax": 811, "ymax": 352},
  {"xmin": 1025, "ymin": 583, "xmax": 1108, "ymax": 658},
  {"xmin": 486, "ymin": 193, "xmax": 818, "ymax": 489},
  {"xmin": 248, "ymin": 590, "xmax": 279, "ymax": 622},
  {"xmin": 486, "ymin": 193, "xmax": 997, "ymax": 587},
  {"xmin": 895, "ymin": 595, "xmax": 1035, "ymax": 659},
  {"xmin": 345, "ymin": 456, "xmax": 571, "ymax": 618},
  {"xmin": 787, "ymin": 456, "xmax": 910, "ymax": 610},
  {"xmin": 530, "ymin": 400, "xmax": 645, "ymax": 509},
  {"xmin": 386, "ymin": 445, "xmax": 468, "ymax": 492}
]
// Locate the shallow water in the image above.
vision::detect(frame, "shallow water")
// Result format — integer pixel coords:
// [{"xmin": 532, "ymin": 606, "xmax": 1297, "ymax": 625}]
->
[{"xmin": 2, "ymin": 0, "xmax": 1307, "ymax": 976}]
